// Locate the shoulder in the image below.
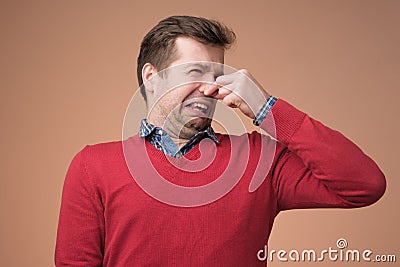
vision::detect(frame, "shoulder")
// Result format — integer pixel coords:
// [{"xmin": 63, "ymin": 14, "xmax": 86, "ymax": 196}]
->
[
  {"xmin": 215, "ymin": 131, "xmax": 286, "ymax": 155},
  {"xmin": 83, "ymin": 140, "xmax": 123, "ymax": 157},
  {"xmin": 73, "ymin": 140, "xmax": 125, "ymax": 171},
  {"xmin": 66, "ymin": 140, "xmax": 134, "ymax": 187}
]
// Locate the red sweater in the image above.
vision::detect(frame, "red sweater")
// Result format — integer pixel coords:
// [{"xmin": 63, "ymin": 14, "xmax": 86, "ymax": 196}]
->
[{"xmin": 55, "ymin": 100, "xmax": 385, "ymax": 266}]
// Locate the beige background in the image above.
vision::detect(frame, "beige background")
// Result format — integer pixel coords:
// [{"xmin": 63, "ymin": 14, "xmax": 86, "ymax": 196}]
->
[{"xmin": 1, "ymin": 0, "xmax": 399, "ymax": 266}]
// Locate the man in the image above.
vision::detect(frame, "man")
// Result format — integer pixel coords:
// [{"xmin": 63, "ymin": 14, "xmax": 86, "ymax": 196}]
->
[{"xmin": 55, "ymin": 15, "xmax": 386, "ymax": 266}]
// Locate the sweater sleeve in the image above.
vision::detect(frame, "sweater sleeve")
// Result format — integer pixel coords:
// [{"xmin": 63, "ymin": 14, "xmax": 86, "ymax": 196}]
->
[
  {"xmin": 55, "ymin": 147, "xmax": 105, "ymax": 266},
  {"xmin": 260, "ymin": 99, "xmax": 386, "ymax": 211}
]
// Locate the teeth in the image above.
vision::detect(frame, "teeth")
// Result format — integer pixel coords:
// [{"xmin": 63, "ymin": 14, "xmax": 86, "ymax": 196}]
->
[{"xmin": 192, "ymin": 103, "xmax": 208, "ymax": 111}]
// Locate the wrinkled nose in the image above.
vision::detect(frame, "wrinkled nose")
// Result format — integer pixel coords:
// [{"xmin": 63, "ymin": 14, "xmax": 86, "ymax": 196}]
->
[
  {"xmin": 195, "ymin": 71, "xmax": 217, "ymax": 83},
  {"xmin": 198, "ymin": 83, "xmax": 219, "ymax": 98},
  {"xmin": 196, "ymin": 72, "xmax": 218, "ymax": 94}
]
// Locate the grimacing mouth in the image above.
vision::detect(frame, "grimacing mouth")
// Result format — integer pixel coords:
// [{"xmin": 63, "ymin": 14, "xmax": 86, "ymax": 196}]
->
[{"xmin": 182, "ymin": 97, "xmax": 215, "ymax": 115}]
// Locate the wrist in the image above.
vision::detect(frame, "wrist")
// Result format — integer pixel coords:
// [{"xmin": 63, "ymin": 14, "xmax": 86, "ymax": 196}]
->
[{"xmin": 253, "ymin": 96, "xmax": 278, "ymax": 126}]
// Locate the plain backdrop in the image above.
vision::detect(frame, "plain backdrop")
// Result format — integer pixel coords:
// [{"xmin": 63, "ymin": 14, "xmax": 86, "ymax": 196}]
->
[{"xmin": 1, "ymin": 0, "xmax": 399, "ymax": 266}]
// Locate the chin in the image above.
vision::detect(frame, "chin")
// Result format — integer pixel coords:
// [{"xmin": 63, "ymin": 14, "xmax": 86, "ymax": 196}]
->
[
  {"xmin": 180, "ymin": 117, "xmax": 212, "ymax": 138},
  {"xmin": 192, "ymin": 117, "xmax": 212, "ymax": 129}
]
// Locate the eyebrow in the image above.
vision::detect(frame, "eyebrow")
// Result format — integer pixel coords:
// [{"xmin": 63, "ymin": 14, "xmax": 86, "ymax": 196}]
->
[
  {"xmin": 185, "ymin": 63, "xmax": 210, "ymax": 71},
  {"xmin": 184, "ymin": 63, "xmax": 224, "ymax": 76}
]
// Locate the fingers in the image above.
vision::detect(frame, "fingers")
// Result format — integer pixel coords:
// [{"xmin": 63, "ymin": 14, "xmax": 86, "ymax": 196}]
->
[
  {"xmin": 197, "ymin": 68, "xmax": 268, "ymax": 119},
  {"xmin": 215, "ymin": 72, "xmax": 237, "ymax": 86},
  {"xmin": 221, "ymin": 92, "xmax": 242, "ymax": 108},
  {"xmin": 197, "ymin": 70, "xmax": 255, "ymax": 112},
  {"xmin": 215, "ymin": 87, "xmax": 231, "ymax": 98},
  {"xmin": 199, "ymin": 82, "xmax": 219, "ymax": 96},
  {"xmin": 199, "ymin": 72, "xmax": 237, "ymax": 95},
  {"xmin": 198, "ymin": 82, "xmax": 230, "ymax": 98}
]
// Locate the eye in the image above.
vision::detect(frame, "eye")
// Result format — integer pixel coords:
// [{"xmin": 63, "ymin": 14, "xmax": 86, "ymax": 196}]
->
[
  {"xmin": 214, "ymin": 71, "xmax": 224, "ymax": 81},
  {"xmin": 188, "ymin": 69, "xmax": 204, "ymax": 75}
]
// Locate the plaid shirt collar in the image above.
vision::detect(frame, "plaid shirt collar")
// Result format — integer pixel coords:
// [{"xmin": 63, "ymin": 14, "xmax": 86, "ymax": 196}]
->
[{"xmin": 139, "ymin": 119, "xmax": 219, "ymax": 158}]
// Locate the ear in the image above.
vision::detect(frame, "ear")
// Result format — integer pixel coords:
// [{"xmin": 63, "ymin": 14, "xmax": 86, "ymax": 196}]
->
[{"xmin": 142, "ymin": 63, "xmax": 157, "ymax": 93}]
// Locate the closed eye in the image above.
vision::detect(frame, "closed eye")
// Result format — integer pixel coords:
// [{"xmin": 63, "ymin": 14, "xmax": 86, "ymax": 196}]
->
[
  {"xmin": 189, "ymin": 69, "xmax": 204, "ymax": 74},
  {"xmin": 214, "ymin": 71, "xmax": 224, "ymax": 81}
]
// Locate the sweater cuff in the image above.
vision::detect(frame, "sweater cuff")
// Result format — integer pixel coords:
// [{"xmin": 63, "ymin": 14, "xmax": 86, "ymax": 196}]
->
[{"xmin": 259, "ymin": 99, "xmax": 306, "ymax": 145}]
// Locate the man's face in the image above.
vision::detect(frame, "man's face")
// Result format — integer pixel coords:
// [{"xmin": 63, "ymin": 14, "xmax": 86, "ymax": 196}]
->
[{"xmin": 147, "ymin": 37, "xmax": 224, "ymax": 139}]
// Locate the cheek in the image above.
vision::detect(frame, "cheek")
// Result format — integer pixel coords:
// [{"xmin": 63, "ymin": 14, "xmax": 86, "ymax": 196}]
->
[
  {"xmin": 155, "ymin": 92, "xmax": 182, "ymax": 115},
  {"xmin": 165, "ymin": 84, "xmax": 200, "ymax": 101},
  {"xmin": 154, "ymin": 83, "xmax": 201, "ymax": 112},
  {"xmin": 176, "ymin": 83, "xmax": 200, "ymax": 96}
]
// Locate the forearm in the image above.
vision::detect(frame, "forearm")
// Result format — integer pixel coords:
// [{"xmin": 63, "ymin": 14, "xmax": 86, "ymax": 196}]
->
[{"xmin": 260, "ymin": 99, "xmax": 386, "ymax": 210}]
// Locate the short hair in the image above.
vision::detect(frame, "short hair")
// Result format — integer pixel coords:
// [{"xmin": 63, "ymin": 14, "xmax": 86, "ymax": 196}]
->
[{"xmin": 137, "ymin": 15, "xmax": 236, "ymax": 101}]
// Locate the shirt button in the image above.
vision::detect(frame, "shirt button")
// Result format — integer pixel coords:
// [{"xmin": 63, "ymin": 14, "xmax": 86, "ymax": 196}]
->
[{"xmin": 158, "ymin": 130, "xmax": 163, "ymax": 135}]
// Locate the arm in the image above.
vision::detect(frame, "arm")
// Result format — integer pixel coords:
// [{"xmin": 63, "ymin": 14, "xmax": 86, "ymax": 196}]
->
[
  {"xmin": 262, "ymin": 99, "xmax": 386, "ymax": 211},
  {"xmin": 55, "ymin": 147, "xmax": 105, "ymax": 266},
  {"xmin": 202, "ymin": 69, "xmax": 386, "ymax": 210}
]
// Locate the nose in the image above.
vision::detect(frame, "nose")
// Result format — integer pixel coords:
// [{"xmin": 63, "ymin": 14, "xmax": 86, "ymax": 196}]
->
[
  {"xmin": 196, "ymin": 72, "xmax": 220, "ymax": 96},
  {"xmin": 201, "ymin": 72, "xmax": 217, "ymax": 83},
  {"xmin": 198, "ymin": 82, "xmax": 219, "ymax": 98}
]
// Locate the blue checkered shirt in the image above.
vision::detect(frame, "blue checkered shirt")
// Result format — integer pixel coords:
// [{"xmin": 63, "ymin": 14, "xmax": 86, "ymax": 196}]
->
[{"xmin": 139, "ymin": 119, "xmax": 220, "ymax": 158}]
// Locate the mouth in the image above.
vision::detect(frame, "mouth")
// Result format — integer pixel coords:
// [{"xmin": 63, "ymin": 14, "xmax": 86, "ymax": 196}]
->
[{"xmin": 182, "ymin": 98, "xmax": 213, "ymax": 117}]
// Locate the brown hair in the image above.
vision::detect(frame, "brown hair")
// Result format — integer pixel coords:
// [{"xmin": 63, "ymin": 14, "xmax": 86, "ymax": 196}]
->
[{"xmin": 137, "ymin": 15, "xmax": 236, "ymax": 101}]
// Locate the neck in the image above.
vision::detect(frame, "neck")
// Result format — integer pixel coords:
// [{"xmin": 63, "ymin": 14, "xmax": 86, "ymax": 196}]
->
[
  {"xmin": 146, "ymin": 117, "xmax": 193, "ymax": 149},
  {"xmin": 170, "ymin": 136, "xmax": 190, "ymax": 149}
]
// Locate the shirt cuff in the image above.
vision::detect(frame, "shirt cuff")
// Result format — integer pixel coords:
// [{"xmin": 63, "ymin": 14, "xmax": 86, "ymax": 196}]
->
[{"xmin": 253, "ymin": 96, "xmax": 278, "ymax": 126}]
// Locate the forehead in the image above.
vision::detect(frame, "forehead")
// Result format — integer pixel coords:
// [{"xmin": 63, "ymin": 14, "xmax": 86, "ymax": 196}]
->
[{"xmin": 171, "ymin": 37, "xmax": 225, "ymax": 65}]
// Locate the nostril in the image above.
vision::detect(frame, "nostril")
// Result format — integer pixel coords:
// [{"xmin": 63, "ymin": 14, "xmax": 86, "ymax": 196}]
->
[{"xmin": 208, "ymin": 90, "xmax": 218, "ymax": 97}]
